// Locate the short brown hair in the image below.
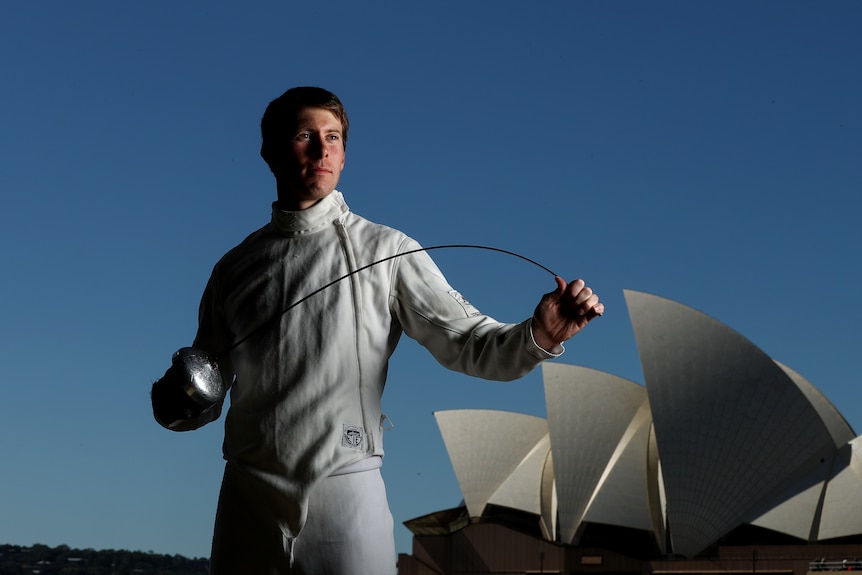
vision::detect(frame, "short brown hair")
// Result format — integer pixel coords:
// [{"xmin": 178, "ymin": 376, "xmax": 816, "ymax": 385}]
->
[{"xmin": 259, "ymin": 86, "xmax": 349, "ymax": 172}]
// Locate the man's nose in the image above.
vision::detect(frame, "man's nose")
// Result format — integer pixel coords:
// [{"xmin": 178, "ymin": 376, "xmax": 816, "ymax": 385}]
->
[{"xmin": 307, "ymin": 134, "xmax": 328, "ymax": 158}]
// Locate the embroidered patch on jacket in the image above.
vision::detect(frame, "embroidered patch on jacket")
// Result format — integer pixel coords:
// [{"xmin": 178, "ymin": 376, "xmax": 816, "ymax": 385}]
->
[
  {"xmin": 448, "ymin": 290, "xmax": 481, "ymax": 317},
  {"xmin": 342, "ymin": 424, "xmax": 365, "ymax": 450}
]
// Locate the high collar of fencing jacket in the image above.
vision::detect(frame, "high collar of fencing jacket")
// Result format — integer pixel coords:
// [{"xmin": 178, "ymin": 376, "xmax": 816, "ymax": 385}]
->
[{"xmin": 270, "ymin": 190, "xmax": 349, "ymax": 237}]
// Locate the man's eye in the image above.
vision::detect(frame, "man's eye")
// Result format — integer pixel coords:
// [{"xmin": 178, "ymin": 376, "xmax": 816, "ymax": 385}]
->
[{"xmin": 327, "ymin": 134, "xmax": 340, "ymax": 141}]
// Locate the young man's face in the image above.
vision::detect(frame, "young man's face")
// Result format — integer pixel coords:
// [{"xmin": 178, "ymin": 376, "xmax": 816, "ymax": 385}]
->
[{"xmin": 275, "ymin": 107, "xmax": 346, "ymax": 210}]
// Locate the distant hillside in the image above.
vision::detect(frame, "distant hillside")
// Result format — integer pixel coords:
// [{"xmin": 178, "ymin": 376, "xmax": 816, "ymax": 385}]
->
[{"xmin": 0, "ymin": 543, "xmax": 208, "ymax": 575}]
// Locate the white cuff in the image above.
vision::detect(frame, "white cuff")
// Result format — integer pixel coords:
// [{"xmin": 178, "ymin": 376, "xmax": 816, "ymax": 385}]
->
[{"xmin": 528, "ymin": 318, "xmax": 565, "ymax": 358}]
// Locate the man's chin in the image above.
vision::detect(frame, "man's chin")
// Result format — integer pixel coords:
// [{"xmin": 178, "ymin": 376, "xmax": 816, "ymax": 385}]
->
[{"xmin": 301, "ymin": 176, "xmax": 337, "ymax": 195}]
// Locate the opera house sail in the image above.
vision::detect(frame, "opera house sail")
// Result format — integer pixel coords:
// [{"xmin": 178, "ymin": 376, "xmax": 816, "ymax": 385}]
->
[{"xmin": 420, "ymin": 290, "xmax": 861, "ymax": 562}]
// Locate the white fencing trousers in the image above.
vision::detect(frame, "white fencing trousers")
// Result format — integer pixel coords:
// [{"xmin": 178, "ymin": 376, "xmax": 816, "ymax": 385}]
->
[
  {"xmin": 209, "ymin": 457, "xmax": 397, "ymax": 575},
  {"xmin": 292, "ymin": 457, "xmax": 396, "ymax": 574}
]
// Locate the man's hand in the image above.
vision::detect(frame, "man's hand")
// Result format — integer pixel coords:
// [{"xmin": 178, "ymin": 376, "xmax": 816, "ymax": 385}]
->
[{"xmin": 531, "ymin": 277, "xmax": 604, "ymax": 352}]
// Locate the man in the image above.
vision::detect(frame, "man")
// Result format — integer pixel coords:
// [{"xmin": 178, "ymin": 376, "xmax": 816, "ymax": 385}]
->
[{"xmin": 157, "ymin": 86, "xmax": 603, "ymax": 574}]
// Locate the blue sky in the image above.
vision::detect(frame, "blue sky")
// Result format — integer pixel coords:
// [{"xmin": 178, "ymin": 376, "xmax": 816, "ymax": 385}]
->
[{"xmin": 1, "ymin": 0, "xmax": 860, "ymax": 559}]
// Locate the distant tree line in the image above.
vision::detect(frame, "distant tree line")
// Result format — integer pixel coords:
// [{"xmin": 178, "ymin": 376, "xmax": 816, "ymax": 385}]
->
[{"xmin": 0, "ymin": 543, "xmax": 208, "ymax": 575}]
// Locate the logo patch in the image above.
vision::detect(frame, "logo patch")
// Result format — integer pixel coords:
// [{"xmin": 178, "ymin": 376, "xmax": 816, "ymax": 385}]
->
[
  {"xmin": 448, "ymin": 290, "xmax": 481, "ymax": 317},
  {"xmin": 342, "ymin": 424, "xmax": 365, "ymax": 450}
]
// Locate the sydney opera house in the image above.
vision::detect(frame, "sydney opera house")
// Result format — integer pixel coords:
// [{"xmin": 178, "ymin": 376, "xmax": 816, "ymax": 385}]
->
[{"xmin": 397, "ymin": 290, "xmax": 862, "ymax": 575}]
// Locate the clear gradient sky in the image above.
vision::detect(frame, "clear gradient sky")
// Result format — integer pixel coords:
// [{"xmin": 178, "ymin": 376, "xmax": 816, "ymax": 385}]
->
[{"xmin": 1, "ymin": 0, "xmax": 860, "ymax": 559}]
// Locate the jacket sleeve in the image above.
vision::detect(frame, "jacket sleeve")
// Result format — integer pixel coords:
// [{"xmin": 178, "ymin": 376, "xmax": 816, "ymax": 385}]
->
[
  {"xmin": 153, "ymin": 269, "xmax": 234, "ymax": 432},
  {"xmin": 389, "ymin": 239, "xmax": 559, "ymax": 381}
]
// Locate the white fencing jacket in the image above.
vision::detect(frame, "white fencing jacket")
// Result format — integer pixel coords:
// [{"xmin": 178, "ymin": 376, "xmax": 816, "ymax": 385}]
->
[{"xmin": 182, "ymin": 190, "xmax": 558, "ymax": 539}]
